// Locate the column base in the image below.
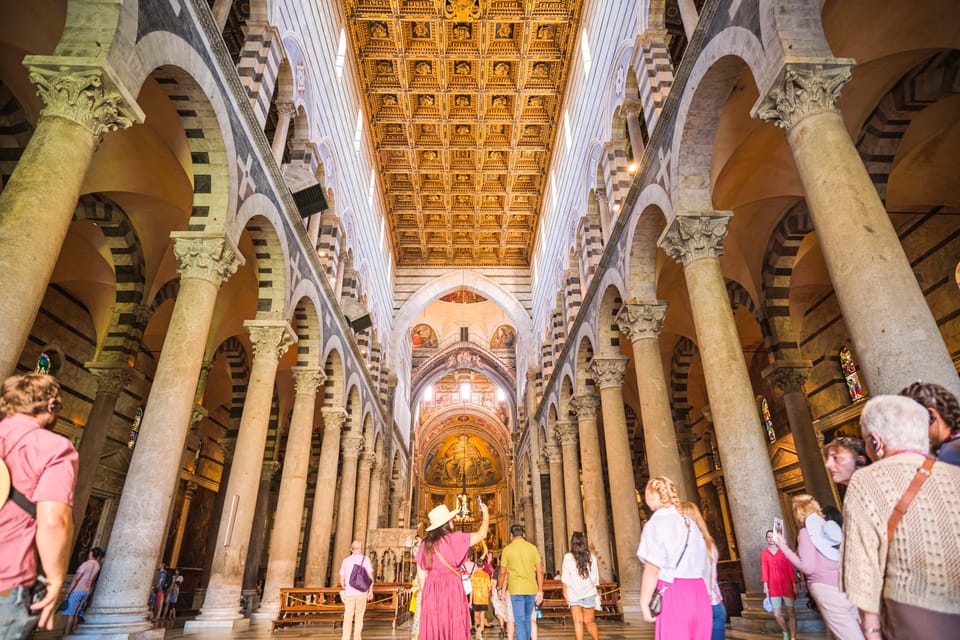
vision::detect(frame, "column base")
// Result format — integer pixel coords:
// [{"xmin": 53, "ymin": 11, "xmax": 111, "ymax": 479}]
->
[
  {"xmin": 68, "ymin": 610, "xmax": 163, "ymax": 639},
  {"xmin": 619, "ymin": 589, "xmax": 647, "ymax": 626},
  {"xmin": 183, "ymin": 609, "xmax": 250, "ymax": 632},
  {"xmin": 249, "ymin": 601, "xmax": 279, "ymax": 624}
]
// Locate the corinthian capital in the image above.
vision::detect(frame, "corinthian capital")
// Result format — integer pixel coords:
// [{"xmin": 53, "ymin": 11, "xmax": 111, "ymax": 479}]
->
[
  {"xmin": 245, "ymin": 320, "xmax": 296, "ymax": 363},
  {"xmin": 660, "ymin": 214, "xmax": 731, "ymax": 266},
  {"xmin": 341, "ymin": 433, "xmax": 364, "ymax": 458},
  {"xmin": 752, "ymin": 62, "xmax": 853, "ymax": 130},
  {"xmin": 171, "ymin": 232, "xmax": 242, "ymax": 286},
  {"xmin": 762, "ymin": 360, "xmax": 812, "ymax": 394},
  {"xmin": 569, "ymin": 394, "xmax": 599, "ymax": 420},
  {"xmin": 544, "ymin": 442, "xmax": 563, "ymax": 464},
  {"xmin": 617, "ymin": 302, "xmax": 668, "ymax": 342},
  {"xmin": 555, "ymin": 421, "xmax": 579, "ymax": 446},
  {"xmin": 589, "ymin": 356, "xmax": 629, "ymax": 390},
  {"xmin": 85, "ymin": 361, "xmax": 136, "ymax": 395},
  {"xmin": 321, "ymin": 407, "xmax": 348, "ymax": 432},
  {"xmin": 26, "ymin": 62, "xmax": 142, "ymax": 139},
  {"xmin": 292, "ymin": 367, "xmax": 326, "ymax": 396}
]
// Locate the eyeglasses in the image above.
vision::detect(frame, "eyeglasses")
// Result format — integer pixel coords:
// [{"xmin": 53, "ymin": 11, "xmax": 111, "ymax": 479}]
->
[{"xmin": 49, "ymin": 399, "xmax": 63, "ymax": 413}]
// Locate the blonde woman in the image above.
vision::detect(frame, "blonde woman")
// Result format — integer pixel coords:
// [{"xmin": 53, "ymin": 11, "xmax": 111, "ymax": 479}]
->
[
  {"xmin": 774, "ymin": 495, "xmax": 863, "ymax": 640},
  {"xmin": 637, "ymin": 477, "xmax": 711, "ymax": 639},
  {"xmin": 678, "ymin": 503, "xmax": 725, "ymax": 640}
]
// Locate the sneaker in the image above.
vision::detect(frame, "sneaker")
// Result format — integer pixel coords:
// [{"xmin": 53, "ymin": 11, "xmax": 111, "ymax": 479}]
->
[{"xmin": 782, "ymin": 633, "xmax": 790, "ymax": 640}]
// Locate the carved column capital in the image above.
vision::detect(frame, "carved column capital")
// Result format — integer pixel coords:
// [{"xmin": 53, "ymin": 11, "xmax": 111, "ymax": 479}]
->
[
  {"xmin": 617, "ymin": 302, "xmax": 668, "ymax": 342},
  {"xmin": 660, "ymin": 214, "xmax": 732, "ymax": 266},
  {"xmin": 321, "ymin": 407, "xmax": 348, "ymax": 432},
  {"xmin": 171, "ymin": 232, "xmax": 242, "ymax": 286},
  {"xmin": 275, "ymin": 100, "xmax": 297, "ymax": 119},
  {"xmin": 85, "ymin": 361, "xmax": 136, "ymax": 396},
  {"xmin": 555, "ymin": 421, "xmax": 579, "ymax": 446},
  {"xmin": 752, "ymin": 61, "xmax": 854, "ymax": 130},
  {"xmin": 341, "ymin": 433, "xmax": 364, "ymax": 458},
  {"xmin": 25, "ymin": 61, "xmax": 142, "ymax": 139},
  {"xmin": 676, "ymin": 430, "xmax": 698, "ymax": 456},
  {"xmin": 359, "ymin": 451, "xmax": 375, "ymax": 469},
  {"xmin": 762, "ymin": 360, "xmax": 812, "ymax": 394},
  {"xmin": 589, "ymin": 356, "xmax": 629, "ymax": 390},
  {"xmin": 245, "ymin": 320, "xmax": 297, "ymax": 364},
  {"xmin": 292, "ymin": 367, "xmax": 326, "ymax": 396},
  {"xmin": 544, "ymin": 442, "xmax": 563, "ymax": 464},
  {"xmin": 569, "ymin": 394, "xmax": 599, "ymax": 420}
]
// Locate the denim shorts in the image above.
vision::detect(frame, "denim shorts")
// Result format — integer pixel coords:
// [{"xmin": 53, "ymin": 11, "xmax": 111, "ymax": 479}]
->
[
  {"xmin": 0, "ymin": 586, "xmax": 40, "ymax": 640},
  {"xmin": 568, "ymin": 596, "xmax": 596, "ymax": 609},
  {"xmin": 769, "ymin": 595, "xmax": 795, "ymax": 609}
]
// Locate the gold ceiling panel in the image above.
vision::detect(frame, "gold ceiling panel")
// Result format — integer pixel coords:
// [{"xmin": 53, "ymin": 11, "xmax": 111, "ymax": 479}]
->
[{"xmin": 344, "ymin": 0, "xmax": 585, "ymax": 266}]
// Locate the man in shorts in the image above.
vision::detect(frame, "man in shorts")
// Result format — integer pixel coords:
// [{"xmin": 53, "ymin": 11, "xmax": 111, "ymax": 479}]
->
[
  {"xmin": 62, "ymin": 547, "xmax": 103, "ymax": 636},
  {"xmin": 762, "ymin": 529, "xmax": 797, "ymax": 640}
]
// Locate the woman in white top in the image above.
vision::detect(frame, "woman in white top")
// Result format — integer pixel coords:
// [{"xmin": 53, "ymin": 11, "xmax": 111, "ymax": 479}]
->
[
  {"xmin": 679, "ymin": 502, "xmax": 725, "ymax": 640},
  {"xmin": 637, "ymin": 476, "xmax": 712, "ymax": 639},
  {"xmin": 561, "ymin": 531, "xmax": 600, "ymax": 640}
]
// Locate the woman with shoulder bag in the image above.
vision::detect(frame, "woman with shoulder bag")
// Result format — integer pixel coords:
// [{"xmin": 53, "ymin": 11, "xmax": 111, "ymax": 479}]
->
[
  {"xmin": 637, "ymin": 477, "xmax": 711, "ymax": 639},
  {"xmin": 679, "ymin": 503, "xmax": 726, "ymax": 640},
  {"xmin": 561, "ymin": 531, "xmax": 600, "ymax": 640}
]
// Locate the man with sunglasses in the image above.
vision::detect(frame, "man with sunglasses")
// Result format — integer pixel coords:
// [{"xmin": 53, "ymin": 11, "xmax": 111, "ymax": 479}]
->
[{"xmin": 0, "ymin": 373, "xmax": 77, "ymax": 639}]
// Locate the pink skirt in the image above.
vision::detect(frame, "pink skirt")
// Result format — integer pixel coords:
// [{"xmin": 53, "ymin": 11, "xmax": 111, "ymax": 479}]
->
[{"xmin": 655, "ymin": 578, "xmax": 711, "ymax": 640}]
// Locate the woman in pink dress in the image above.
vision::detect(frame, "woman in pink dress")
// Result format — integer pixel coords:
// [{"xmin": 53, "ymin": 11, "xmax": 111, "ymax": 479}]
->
[{"xmin": 417, "ymin": 500, "xmax": 489, "ymax": 640}]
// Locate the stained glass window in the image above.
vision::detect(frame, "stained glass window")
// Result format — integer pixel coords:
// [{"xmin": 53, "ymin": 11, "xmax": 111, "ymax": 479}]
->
[
  {"xmin": 35, "ymin": 352, "xmax": 51, "ymax": 374},
  {"xmin": 759, "ymin": 397, "xmax": 776, "ymax": 443},
  {"xmin": 128, "ymin": 407, "xmax": 143, "ymax": 449},
  {"xmin": 839, "ymin": 345, "xmax": 866, "ymax": 402}
]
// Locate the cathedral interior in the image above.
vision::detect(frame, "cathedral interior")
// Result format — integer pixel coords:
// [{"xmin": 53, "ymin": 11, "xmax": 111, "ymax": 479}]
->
[{"xmin": 1, "ymin": 0, "xmax": 959, "ymax": 636}]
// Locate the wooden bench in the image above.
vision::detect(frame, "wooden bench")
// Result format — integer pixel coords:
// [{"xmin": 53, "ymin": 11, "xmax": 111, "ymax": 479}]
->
[
  {"xmin": 535, "ymin": 580, "xmax": 624, "ymax": 624},
  {"xmin": 273, "ymin": 584, "xmax": 412, "ymax": 631}
]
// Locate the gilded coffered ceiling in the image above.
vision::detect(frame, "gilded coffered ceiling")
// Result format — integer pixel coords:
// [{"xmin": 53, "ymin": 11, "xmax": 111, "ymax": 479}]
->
[{"xmin": 343, "ymin": 0, "xmax": 585, "ymax": 266}]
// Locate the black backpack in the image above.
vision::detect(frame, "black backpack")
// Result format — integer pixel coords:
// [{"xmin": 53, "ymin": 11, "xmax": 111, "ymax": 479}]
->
[{"xmin": 1, "ymin": 432, "xmax": 37, "ymax": 518}]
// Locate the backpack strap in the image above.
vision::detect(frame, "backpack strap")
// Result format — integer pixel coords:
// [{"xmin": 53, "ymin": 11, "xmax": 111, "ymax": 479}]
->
[{"xmin": 2, "ymin": 430, "xmax": 38, "ymax": 519}]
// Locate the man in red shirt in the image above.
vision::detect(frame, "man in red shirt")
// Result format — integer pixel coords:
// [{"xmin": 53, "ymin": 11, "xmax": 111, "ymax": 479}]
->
[
  {"xmin": 761, "ymin": 529, "xmax": 798, "ymax": 640},
  {"xmin": 0, "ymin": 373, "xmax": 77, "ymax": 638}
]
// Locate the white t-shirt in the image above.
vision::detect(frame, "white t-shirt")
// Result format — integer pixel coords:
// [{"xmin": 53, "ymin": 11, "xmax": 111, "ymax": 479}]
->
[
  {"xmin": 560, "ymin": 553, "xmax": 599, "ymax": 602},
  {"xmin": 636, "ymin": 505, "xmax": 709, "ymax": 583}
]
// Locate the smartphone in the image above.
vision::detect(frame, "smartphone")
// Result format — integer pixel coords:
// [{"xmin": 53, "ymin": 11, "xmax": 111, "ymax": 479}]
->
[{"xmin": 477, "ymin": 495, "xmax": 484, "ymax": 509}]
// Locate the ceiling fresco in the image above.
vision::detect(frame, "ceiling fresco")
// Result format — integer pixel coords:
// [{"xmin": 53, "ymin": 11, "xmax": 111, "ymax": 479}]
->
[{"xmin": 343, "ymin": 0, "xmax": 585, "ymax": 266}]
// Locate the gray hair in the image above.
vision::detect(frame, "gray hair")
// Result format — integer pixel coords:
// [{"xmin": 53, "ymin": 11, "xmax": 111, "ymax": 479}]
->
[{"xmin": 860, "ymin": 395, "xmax": 931, "ymax": 453}]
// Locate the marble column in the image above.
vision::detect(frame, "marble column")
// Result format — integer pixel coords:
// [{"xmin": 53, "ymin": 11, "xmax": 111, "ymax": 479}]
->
[
  {"xmin": 589, "ymin": 358, "xmax": 643, "ymax": 604},
  {"xmin": 763, "ymin": 361, "xmax": 836, "ymax": 507},
  {"xmin": 304, "ymin": 407, "xmax": 347, "ymax": 586},
  {"xmin": 620, "ymin": 101, "xmax": 645, "ymax": 163},
  {"xmin": 353, "ymin": 452, "xmax": 375, "ymax": 545},
  {"xmin": 0, "ymin": 63, "xmax": 140, "ymax": 378},
  {"xmin": 242, "ymin": 461, "xmax": 280, "ymax": 612},
  {"xmin": 616, "ymin": 302, "xmax": 688, "ymax": 497},
  {"xmin": 72, "ymin": 362, "xmax": 135, "ymax": 537},
  {"xmin": 254, "ymin": 367, "xmax": 325, "ymax": 620},
  {"xmin": 526, "ymin": 369, "xmax": 547, "ymax": 558},
  {"xmin": 753, "ymin": 62, "xmax": 960, "ymax": 398},
  {"xmin": 676, "ymin": 430, "xmax": 699, "ymax": 506},
  {"xmin": 569, "ymin": 394, "xmax": 614, "ymax": 582},
  {"xmin": 170, "ymin": 482, "xmax": 199, "ymax": 568},
  {"xmin": 188, "ymin": 321, "xmax": 295, "ymax": 629},
  {"xmin": 77, "ymin": 234, "xmax": 239, "ymax": 638},
  {"xmin": 367, "ymin": 457, "xmax": 384, "ymax": 532},
  {"xmin": 554, "ymin": 421, "xmax": 585, "ymax": 537},
  {"xmin": 271, "ymin": 102, "xmax": 296, "ymax": 163},
  {"xmin": 545, "ymin": 442, "xmax": 567, "ymax": 570},
  {"xmin": 661, "ymin": 215, "xmax": 782, "ymax": 592},
  {"xmin": 331, "ymin": 432, "xmax": 364, "ymax": 581}
]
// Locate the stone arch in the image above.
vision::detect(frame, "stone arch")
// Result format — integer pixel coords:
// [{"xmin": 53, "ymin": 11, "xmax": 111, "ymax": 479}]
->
[
  {"xmin": 670, "ymin": 336, "xmax": 699, "ymax": 425},
  {"xmin": 345, "ymin": 384, "xmax": 362, "ymax": 431},
  {"xmin": 670, "ymin": 28, "xmax": 766, "ymax": 214},
  {"xmin": 574, "ymin": 336, "xmax": 596, "ymax": 394},
  {"xmin": 211, "ymin": 334, "xmax": 252, "ymax": 425},
  {"xmin": 725, "ymin": 280, "xmax": 763, "ymax": 327},
  {"xmin": 756, "ymin": 0, "xmax": 835, "ymax": 77},
  {"xmin": 148, "ymin": 279, "xmax": 181, "ymax": 316},
  {"xmin": 559, "ymin": 374, "xmax": 577, "ymax": 421},
  {"xmin": 0, "ymin": 82, "xmax": 31, "ymax": 186},
  {"xmin": 281, "ymin": 32, "xmax": 314, "ymax": 123},
  {"xmin": 129, "ymin": 38, "xmax": 240, "ymax": 232},
  {"xmin": 761, "ymin": 200, "xmax": 814, "ymax": 359},
  {"xmin": 322, "ymin": 346, "xmax": 346, "ymax": 408},
  {"xmin": 391, "ymin": 271, "xmax": 534, "ymax": 363},
  {"xmin": 597, "ymin": 284, "xmax": 626, "ymax": 357},
  {"xmin": 72, "ymin": 195, "xmax": 147, "ymax": 361},
  {"xmin": 857, "ymin": 50, "xmax": 960, "ymax": 202},
  {"xmin": 291, "ymin": 297, "xmax": 323, "ymax": 368},
  {"xmin": 626, "ymin": 187, "xmax": 671, "ymax": 301},
  {"xmin": 237, "ymin": 210, "xmax": 288, "ymax": 319}
]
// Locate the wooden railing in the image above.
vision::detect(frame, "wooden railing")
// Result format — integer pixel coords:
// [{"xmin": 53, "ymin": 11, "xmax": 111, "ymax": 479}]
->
[
  {"xmin": 538, "ymin": 580, "xmax": 623, "ymax": 624},
  {"xmin": 273, "ymin": 584, "xmax": 412, "ymax": 631}
]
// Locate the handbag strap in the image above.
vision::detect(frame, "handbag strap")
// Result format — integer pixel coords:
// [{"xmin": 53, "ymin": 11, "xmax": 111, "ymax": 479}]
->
[
  {"xmin": 886, "ymin": 457, "xmax": 934, "ymax": 547},
  {"xmin": 675, "ymin": 518, "xmax": 691, "ymax": 567},
  {"xmin": 434, "ymin": 548, "xmax": 462, "ymax": 579}
]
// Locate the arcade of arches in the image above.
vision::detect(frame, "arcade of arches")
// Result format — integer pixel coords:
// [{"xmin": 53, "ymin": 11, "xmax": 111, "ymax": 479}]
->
[{"xmin": 0, "ymin": 0, "xmax": 958, "ymax": 636}]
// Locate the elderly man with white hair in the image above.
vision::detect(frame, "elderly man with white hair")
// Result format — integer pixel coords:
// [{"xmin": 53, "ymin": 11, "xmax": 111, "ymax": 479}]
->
[{"xmin": 841, "ymin": 394, "xmax": 960, "ymax": 639}]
